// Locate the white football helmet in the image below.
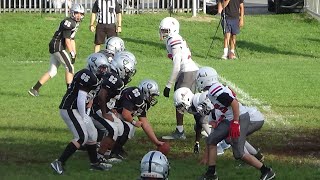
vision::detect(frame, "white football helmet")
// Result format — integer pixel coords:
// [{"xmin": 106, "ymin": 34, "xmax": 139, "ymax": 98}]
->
[
  {"xmin": 140, "ymin": 151, "xmax": 170, "ymax": 180},
  {"xmin": 87, "ymin": 53, "xmax": 108, "ymax": 77},
  {"xmin": 196, "ymin": 67, "xmax": 218, "ymax": 92},
  {"xmin": 173, "ymin": 87, "xmax": 194, "ymax": 114},
  {"xmin": 110, "ymin": 51, "xmax": 136, "ymax": 84},
  {"xmin": 193, "ymin": 91, "xmax": 214, "ymax": 116},
  {"xmin": 159, "ymin": 17, "xmax": 180, "ymax": 40},
  {"xmin": 138, "ymin": 79, "xmax": 160, "ymax": 106},
  {"xmin": 105, "ymin": 36, "xmax": 125, "ymax": 55},
  {"xmin": 70, "ymin": 3, "xmax": 85, "ymax": 22}
]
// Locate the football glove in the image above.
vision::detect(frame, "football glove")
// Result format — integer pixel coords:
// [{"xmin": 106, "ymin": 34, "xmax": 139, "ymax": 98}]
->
[
  {"xmin": 163, "ymin": 87, "xmax": 170, "ymax": 97},
  {"xmin": 229, "ymin": 120, "xmax": 240, "ymax": 139}
]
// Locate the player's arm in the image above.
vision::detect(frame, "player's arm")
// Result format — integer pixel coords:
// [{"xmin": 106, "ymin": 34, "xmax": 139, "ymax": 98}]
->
[
  {"xmin": 116, "ymin": 2, "xmax": 122, "ymax": 32},
  {"xmin": 166, "ymin": 46, "xmax": 182, "ymax": 88},
  {"xmin": 77, "ymin": 88, "xmax": 89, "ymax": 118},
  {"xmin": 139, "ymin": 116, "xmax": 163, "ymax": 146},
  {"xmin": 90, "ymin": 1, "xmax": 98, "ymax": 32},
  {"xmin": 239, "ymin": 1, "xmax": 244, "ymax": 27},
  {"xmin": 98, "ymin": 88, "xmax": 112, "ymax": 120}
]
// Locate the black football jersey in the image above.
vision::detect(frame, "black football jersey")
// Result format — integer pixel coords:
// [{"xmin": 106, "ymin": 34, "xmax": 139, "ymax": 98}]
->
[
  {"xmin": 91, "ymin": 72, "xmax": 124, "ymax": 113},
  {"xmin": 115, "ymin": 87, "xmax": 150, "ymax": 118},
  {"xmin": 49, "ymin": 17, "xmax": 79, "ymax": 53},
  {"xmin": 59, "ymin": 69, "xmax": 101, "ymax": 110}
]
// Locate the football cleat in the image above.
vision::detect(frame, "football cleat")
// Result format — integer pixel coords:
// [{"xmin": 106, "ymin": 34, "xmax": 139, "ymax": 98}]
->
[
  {"xmin": 90, "ymin": 162, "xmax": 112, "ymax": 171},
  {"xmin": 217, "ymin": 144, "xmax": 224, "ymax": 156},
  {"xmin": 198, "ymin": 172, "xmax": 218, "ymax": 180},
  {"xmin": 219, "ymin": 140, "xmax": 231, "ymax": 150},
  {"xmin": 260, "ymin": 168, "xmax": 275, "ymax": 180},
  {"xmin": 194, "ymin": 142, "xmax": 200, "ymax": 154},
  {"xmin": 221, "ymin": 54, "xmax": 228, "ymax": 60},
  {"xmin": 50, "ymin": 159, "xmax": 64, "ymax": 175},
  {"xmin": 28, "ymin": 87, "xmax": 39, "ymax": 97},
  {"xmin": 162, "ymin": 128, "xmax": 186, "ymax": 140}
]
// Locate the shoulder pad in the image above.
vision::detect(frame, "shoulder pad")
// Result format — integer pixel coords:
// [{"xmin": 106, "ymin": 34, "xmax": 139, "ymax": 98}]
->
[
  {"xmin": 62, "ymin": 18, "xmax": 76, "ymax": 30},
  {"xmin": 208, "ymin": 83, "xmax": 224, "ymax": 98}
]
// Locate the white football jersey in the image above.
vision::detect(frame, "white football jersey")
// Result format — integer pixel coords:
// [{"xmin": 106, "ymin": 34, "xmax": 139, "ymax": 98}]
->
[
  {"xmin": 165, "ymin": 34, "xmax": 199, "ymax": 72},
  {"xmin": 208, "ymin": 83, "xmax": 247, "ymax": 121}
]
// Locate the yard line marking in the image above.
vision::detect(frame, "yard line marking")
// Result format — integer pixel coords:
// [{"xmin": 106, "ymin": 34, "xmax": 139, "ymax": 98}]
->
[
  {"xmin": 13, "ymin": 61, "xmax": 44, "ymax": 63},
  {"xmin": 218, "ymin": 75, "xmax": 289, "ymax": 126}
]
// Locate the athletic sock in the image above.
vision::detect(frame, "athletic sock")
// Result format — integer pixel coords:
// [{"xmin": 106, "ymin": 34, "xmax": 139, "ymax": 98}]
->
[
  {"xmin": 223, "ymin": 48, "xmax": 228, "ymax": 56},
  {"xmin": 176, "ymin": 125, "xmax": 184, "ymax": 133},
  {"xmin": 87, "ymin": 144, "xmax": 99, "ymax": 163},
  {"xmin": 58, "ymin": 142, "xmax": 78, "ymax": 164},
  {"xmin": 33, "ymin": 81, "xmax": 42, "ymax": 91},
  {"xmin": 206, "ymin": 165, "xmax": 216, "ymax": 175}
]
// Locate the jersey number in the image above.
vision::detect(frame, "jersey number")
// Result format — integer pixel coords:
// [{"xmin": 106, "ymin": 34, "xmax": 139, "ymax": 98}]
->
[
  {"xmin": 108, "ymin": 75, "xmax": 118, "ymax": 84},
  {"xmin": 81, "ymin": 73, "xmax": 90, "ymax": 82},
  {"xmin": 132, "ymin": 88, "xmax": 140, "ymax": 97}
]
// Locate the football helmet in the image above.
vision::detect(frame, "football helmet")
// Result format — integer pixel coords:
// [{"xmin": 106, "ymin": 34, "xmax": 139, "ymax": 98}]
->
[
  {"xmin": 138, "ymin": 79, "xmax": 160, "ymax": 106},
  {"xmin": 105, "ymin": 36, "xmax": 125, "ymax": 55},
  {"xmin": 196, "ymin": 67, "xmax": 218, "ymax": 92},
  {"xmin": 159, "ymin": 17, "xmax": 180, "ymax": 40},
  {"xmin": 70, "ymin": 3, "xmax": 85, "ymax": 22},
  {"xmin": 193, "ymin": 91, "xmax": 213, "ymax": 116},
  {"xmin": 87, "ymin": 53, "xmax": 108, "ymax": 77},
  {"xmin": 140, "ymin": 151, "xmax": 170, "ymax": 180},
  {"xmin": 114, "ymin": 51, "xmax": 137, "ymax": 65},
  {"xmin": 173, "ymin": 87, "xmax": 194, "ymax": 114},
  {"xmin": 110, "ymin": 51, "xmax": 136, "ymax": 84}
]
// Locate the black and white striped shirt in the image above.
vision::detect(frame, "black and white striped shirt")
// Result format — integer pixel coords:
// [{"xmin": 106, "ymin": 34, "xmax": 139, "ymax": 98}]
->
[{"xmin": 92, "ymin": 0, "xmax": 120, "ymax": 24}]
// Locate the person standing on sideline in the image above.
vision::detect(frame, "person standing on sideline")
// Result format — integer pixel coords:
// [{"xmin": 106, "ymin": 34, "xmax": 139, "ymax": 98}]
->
[
  {"xmin": 90, "ymin": 0, "xmax": 122, "ymax": 53},
  {"xmin": 28, "ymin": 4, "xmax": 85, "ymax": 97},
  {"xmin": 218, "ymin": 0, "xmax": 244, "ymax": 59},
  {"xmin": 159, "ymin": 17, "xmax": 199, "ymax": 140}
]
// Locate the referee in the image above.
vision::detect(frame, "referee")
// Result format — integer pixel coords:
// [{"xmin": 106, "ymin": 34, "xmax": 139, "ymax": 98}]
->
[{"xmin": 90, "ymin": 0, "xmax": 122, "ymax": 52}]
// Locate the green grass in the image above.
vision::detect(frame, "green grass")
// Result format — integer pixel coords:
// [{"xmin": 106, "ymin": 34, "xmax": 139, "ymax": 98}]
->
[{"xmin": 0, "ymin": 12, "xmax": 320, "ymax": 179}]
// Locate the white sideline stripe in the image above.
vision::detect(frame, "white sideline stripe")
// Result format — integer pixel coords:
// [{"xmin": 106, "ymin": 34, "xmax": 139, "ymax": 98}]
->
[
  {"xmin": 218, "ymin": 76, "xmax": 289, "ymax": 126},
  {"xmin": 13, "ymin": 61, "xmax": 44, "ymax": 64}
]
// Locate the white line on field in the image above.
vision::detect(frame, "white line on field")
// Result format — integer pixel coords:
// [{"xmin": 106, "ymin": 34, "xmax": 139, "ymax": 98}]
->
[
  {"xmin": 13, "ymin": 61, "xmax": 44, "ymax": 64},
  {"xmin": 218, "ymin": 75, "xmax": 289, "ymax": 126}
]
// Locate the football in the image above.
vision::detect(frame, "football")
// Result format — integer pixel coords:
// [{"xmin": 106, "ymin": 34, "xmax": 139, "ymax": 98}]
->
[{"xmin": 157, "ymin": 142, "xmax": 170, "ymax": 155}]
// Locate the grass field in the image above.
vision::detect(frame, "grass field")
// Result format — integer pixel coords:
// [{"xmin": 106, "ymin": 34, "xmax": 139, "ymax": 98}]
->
[{"xmin": 0, "ymin": 11, "xmax": 320, "ymax": 179}]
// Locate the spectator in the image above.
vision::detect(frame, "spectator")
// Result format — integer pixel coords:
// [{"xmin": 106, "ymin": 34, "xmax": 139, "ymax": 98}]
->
[
  {"xmin": 217, "ymin": 0, "xmax": 244, "ymax": 59},
  {"xmin": 90, "ymin": 0, "xmax": 122, "ymax": 52},
  {"xmin": 28, "ymin": 3, "xmax": 84, "ymax": 97}
]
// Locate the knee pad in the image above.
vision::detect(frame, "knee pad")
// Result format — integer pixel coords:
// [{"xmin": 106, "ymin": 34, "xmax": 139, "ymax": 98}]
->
[
  {"xmin": 48, "ymin": 65, "xmax": 58, "ymax": 78},
  {"xmin": 233, "ymin": 151, "xmax": 244, "ymax": 160}
]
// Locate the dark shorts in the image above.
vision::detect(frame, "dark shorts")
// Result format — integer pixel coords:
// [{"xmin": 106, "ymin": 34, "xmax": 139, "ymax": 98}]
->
[
  {"xmin": 94, "ymin": 23, "xmax": 117, "ymax": 45},
  {"xmin": 221, "ymin": 18, "xmax": 240, "ymax": 35}
]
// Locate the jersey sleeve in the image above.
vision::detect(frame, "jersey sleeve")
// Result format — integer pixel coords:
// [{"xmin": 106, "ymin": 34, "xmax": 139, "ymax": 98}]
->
[{"xmin": 62, "ymin": 19, "xmax": 76, "ymax": 39}]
